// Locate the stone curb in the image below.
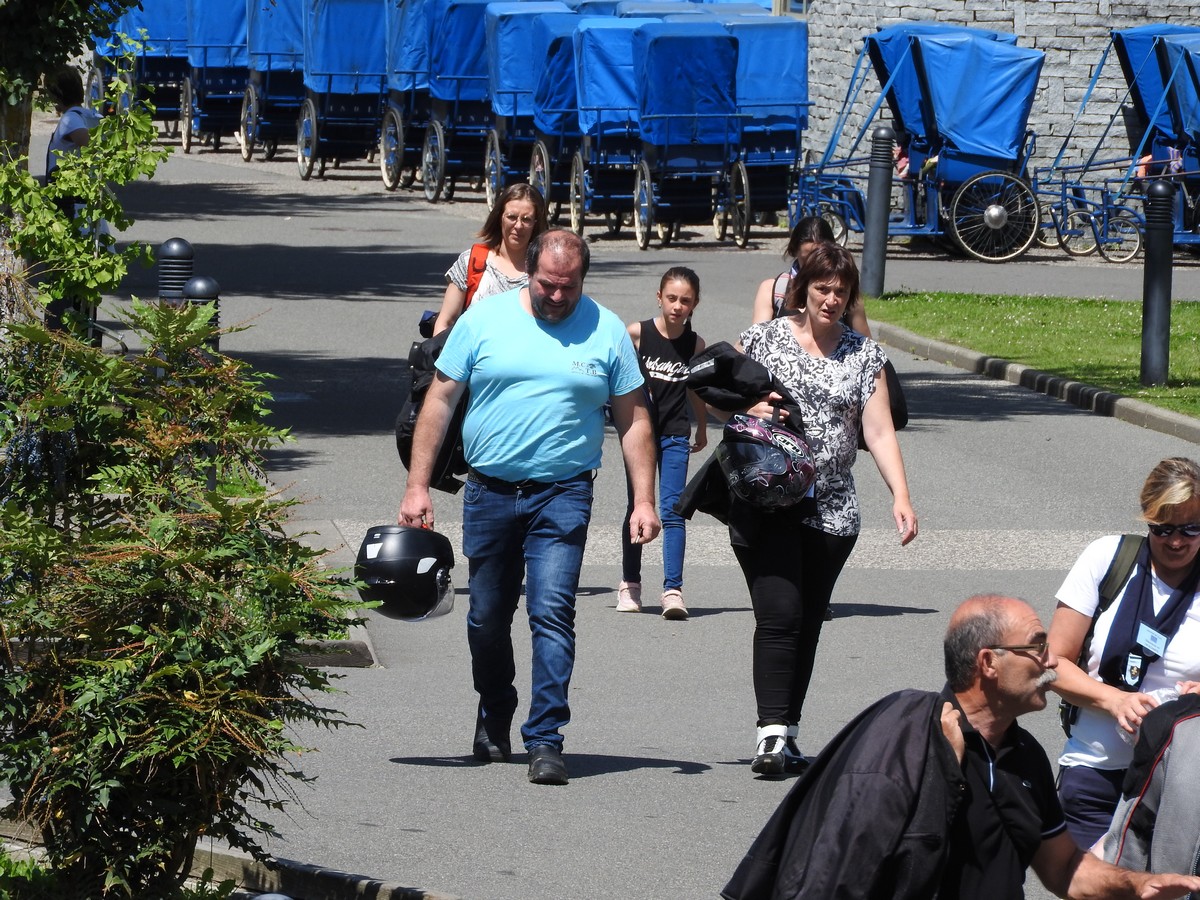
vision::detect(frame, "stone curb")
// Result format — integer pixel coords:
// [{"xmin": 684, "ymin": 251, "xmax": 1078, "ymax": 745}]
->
[{"xmin": 875, "ymin": 322, "xmax": 1200, "ymax": 445}]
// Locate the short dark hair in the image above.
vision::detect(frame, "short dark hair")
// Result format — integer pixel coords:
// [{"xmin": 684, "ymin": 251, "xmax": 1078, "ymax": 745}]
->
[
  {"xmin": 46, "ymin": 67, "xmax": 84, "ymax": 109},
  {"xmin": 944, "ymin": 596, "xmax": 1012, "ymax": 692},
  {"xmin": 477, "ymin": 182, "xmax": 548, "ymax": 249},
  {"xmin": 785, "ymin": 215, "xmax": 835, "ymax": 260},
  {"xmin": 784, "ymin": 241, "xmax": 860, "ymax": 313},
  {"xmin": 526, "ymin": 228, "xmax": 589, "ymax": 280}
]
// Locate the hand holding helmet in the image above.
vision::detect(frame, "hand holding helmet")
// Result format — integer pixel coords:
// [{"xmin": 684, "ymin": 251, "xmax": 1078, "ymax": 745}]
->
[
  {"xmin": 715, "ymin": 411, "xmax": 816, "ymax": 511},
  {"xmin": 355, "ymin": 525, "xmax": 456, "ymax": 621}
]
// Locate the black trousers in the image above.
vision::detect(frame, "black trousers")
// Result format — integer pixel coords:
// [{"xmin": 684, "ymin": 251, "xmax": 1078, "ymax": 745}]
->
[{"xmin": 734, "ymin": 521, "xmax": 856, "ymax": 727}]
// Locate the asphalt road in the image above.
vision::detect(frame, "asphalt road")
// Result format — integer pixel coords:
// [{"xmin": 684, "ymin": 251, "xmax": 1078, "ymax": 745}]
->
[{"xmin": 57, "ymin": 125, "xmax": 1200, "ymax": 900}]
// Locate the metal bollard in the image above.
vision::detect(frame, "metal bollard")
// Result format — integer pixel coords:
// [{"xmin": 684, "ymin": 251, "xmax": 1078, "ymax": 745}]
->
[
  {"xmin": 157, "ymin": 237, "xmax": 194, "ymax": 304},
  {"xmin": 183, "ymin": 274, "xmax": 220, "ymax": 351},
  {"xmin": 1140, "ymin": 179, "xmax": 1174, "ymax": 387},
  {"xmin": 861, "ymin": 126, "xmax": 895, "ymax": 299}
]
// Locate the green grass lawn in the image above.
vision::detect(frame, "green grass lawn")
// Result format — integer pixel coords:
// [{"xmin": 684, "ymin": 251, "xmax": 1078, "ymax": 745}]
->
[{"xmin": 869, "ymin": 291, "xmax": 1200, "ymax": 419}]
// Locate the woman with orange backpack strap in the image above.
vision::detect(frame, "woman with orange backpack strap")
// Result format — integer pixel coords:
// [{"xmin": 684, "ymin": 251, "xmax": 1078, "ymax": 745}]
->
[{"xmin": 432, "ymin": 182, "xmax": 548, "ymax": 335}]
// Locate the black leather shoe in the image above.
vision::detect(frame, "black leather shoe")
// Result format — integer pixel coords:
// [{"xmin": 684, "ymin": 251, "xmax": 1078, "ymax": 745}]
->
[
  {"xmin": 527, "ymin": 745, "xmax": 568, "ymax": 785},
  {"xmin": 472, "ymin": 709, "xmax": 511, "ymax": 763}
]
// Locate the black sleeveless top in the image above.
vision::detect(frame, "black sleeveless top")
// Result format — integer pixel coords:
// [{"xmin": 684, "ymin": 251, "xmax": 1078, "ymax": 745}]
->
[{"xmin": 637, "ymin": 318, "xmax": 698, "ymax": 437}]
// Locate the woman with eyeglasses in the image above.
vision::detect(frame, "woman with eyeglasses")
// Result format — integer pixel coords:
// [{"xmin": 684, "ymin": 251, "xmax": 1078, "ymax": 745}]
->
[
  {"xmin": 1049, "ymin": 456, "xmax": 1200, "ymax": 850},
  {"xmin": 432, "ymin": 182, "xmax": 549, "ymax": 335}
]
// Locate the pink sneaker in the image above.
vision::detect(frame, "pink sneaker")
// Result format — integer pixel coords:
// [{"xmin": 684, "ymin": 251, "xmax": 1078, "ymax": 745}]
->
[
  {"xmin": 661, "ymin": 589, "xmax": 688, "ymax": 620},
  {"xmin": 616, "ymin": 581, "xmax": 642, "ymax": 613}
]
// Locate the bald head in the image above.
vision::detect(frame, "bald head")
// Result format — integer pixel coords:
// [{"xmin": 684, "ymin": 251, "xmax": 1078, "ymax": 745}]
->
[
  {"xmin": 526, "ymin": 228, "xmax": 590, "ymax": 281},
  {"xmin": 944, "ymin": 594, "xmax": 1033, "ymax": 691}
]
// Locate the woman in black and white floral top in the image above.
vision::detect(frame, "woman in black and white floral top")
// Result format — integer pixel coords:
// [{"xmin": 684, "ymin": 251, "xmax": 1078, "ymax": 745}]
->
[{"xmin": 733, "ymin": 241, "xmax": 918, "ymax": 777}]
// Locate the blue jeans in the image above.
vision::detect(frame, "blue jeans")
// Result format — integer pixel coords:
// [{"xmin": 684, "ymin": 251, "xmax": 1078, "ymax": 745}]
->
[
  {"xmin": 622, "ymin": 434, "xmax": 690, "ymax": 590},
  {"xmin": 462, "ymin": 472, "xmax": 593, "ymax": 751}
]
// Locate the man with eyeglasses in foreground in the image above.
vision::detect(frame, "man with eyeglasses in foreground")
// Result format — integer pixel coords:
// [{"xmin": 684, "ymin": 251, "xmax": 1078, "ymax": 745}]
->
[{"xmin": 723, "ymin": 594, "xmax": 1200, "ymax": 900}]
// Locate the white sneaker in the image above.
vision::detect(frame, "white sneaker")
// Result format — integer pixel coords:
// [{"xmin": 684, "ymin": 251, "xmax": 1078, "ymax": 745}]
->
[
  {"xmin": 661, "ymin": 589, "xmax": 688, "ymax": 620},
  {"xmin": 751, "ymin": 725, "xmax": 787, "ymax": 776},
  {"xmin": 616, "ymin": 581, "xmax": 642, "ymax": 613}
]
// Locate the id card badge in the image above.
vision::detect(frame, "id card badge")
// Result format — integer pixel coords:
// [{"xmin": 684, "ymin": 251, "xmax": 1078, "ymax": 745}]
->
[{"xmin": 1136, "ymin": 622, "xmax": 1169, "ymax": 657}]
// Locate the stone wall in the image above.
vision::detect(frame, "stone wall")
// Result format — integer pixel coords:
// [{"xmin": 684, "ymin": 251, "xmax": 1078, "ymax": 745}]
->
[{"xmin": 804, "ymin": 1, "xmax": 1198, "ymax": 173}]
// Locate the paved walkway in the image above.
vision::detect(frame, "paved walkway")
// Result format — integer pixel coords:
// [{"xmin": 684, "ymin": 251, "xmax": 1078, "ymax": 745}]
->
[{"xmin": 71, "ymin": 138, "xmax": 1200, "ymax": 899}]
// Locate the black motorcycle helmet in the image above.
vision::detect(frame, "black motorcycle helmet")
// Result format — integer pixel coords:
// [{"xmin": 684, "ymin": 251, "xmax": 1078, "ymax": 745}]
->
[{"xmin": 355, "ymin": 525, "xmax": 456, "ymax": 620}]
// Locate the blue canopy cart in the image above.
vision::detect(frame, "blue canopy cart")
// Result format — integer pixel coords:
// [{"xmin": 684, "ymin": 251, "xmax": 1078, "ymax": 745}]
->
[
  {"xmin": 482, "ymin": 1, "xmax": 574, "ymax": 210},
  {"xmin": 380, "ymin": 0, "xmax": 432, "ymax": 190},
  {"xmin": 90, "ymin": 0, "xmax": 189, "ymax": 130},
  {"xmin": 714, "ymin": 15, "xmax": 808, "ymax": 246},
  {"xmin": 800, "ymin": 23, "xmax": 1044, "ymax": 262},
  {"xmin": 568, "ymin": 17, "xmax": 658, "ymax": 236},
  {"xmin": 179, "ymin": 0, "xmax": 249, "ymax": 153},
  {"xmin": 629, "ymin": 21, "xmax": 741, "ymax": 248},
  {"xmin": 296, "ymin": 0, "xmax": 388, "ymax": 180},
  {"xmin": 241, "ymin": 0, "xmax": 305, "ymax": 161},
  {"xmin": 528, "ymin": 13, "xmax": 585, "ymax": 222},
  {"xmin": 420, "ymin": 0, "xmax": 494, "ymax": 202}
]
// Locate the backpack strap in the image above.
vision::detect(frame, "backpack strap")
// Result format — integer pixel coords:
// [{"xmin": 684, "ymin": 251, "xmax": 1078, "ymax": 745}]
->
[
  {"xmin": 771, "ymin": 272, "xmax": 789, "ymax": 319},
  {"xmin": 463, "ymin": 243, "xmax": 491, "ymax": 309}
]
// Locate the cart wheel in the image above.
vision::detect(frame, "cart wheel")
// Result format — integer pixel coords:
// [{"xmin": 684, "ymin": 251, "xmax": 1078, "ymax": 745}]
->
[
  {"xmin": 949, "ymin": 170, "xmax": 1039, "ymax": 262},
  {"xmin": 604, "ymin": 212, "xmax": 622, "ymax": 235},
  {"xmin": 180, "ymin": 78, "xmax": 194, "ymax": 153},
  {"xmin": 263, "ymin": 139, "xmax": 278, "ymax": 161},
  {"xmin": 444, "ymin": 177, "xmax": 456, "ymax": 201},
  {"xmin": 85, "ymin": 66, "xmax": 105, "ymax": 112},
  {"xmin": 117, "ymin": 70, "xmax": 135, "ymax": 115},
  {"xmin": 484, "ymin": 129, "xmax": 504, "ymax": 211},
  {"xmin": 422, "ymin": 121, "xmax": 446, "ymax": 202},
  {"xmin": 296, "ymin": 97, "xmax": 317, "ymax": 180},
  {"xmin": 380, "ymin": 106, "xmax": 404, "ymax": 191},
  {"xmin": 318, "ymin": 157, "xmax": 327, "ymax": 178},
  {"xmin": 240, "ymin": 84, "xmax": 259, "ymax": 162},
  {"xmin": 529, "ymin": 140, "xmax": 552, "ymax": 206},
  {"xmin": 731, "ymin": 160, "xmax": 751, "ymax": 248},
  {"xmin": 817, "ymin": 201, "xmax": 848, "ymax": 246},
  {"xmin": 1059, "ymin": 209, "xmax": 1098, "ymax": 257},
  {"xmin": 657, "ymin": 221, "xmax": 677, "ymax": 246},
  {"xmin": 212, "ymin": 132, "xmax": 222, "ymax": 152},
  {"xmin": 400, "ymin": 165, "xmax": 416, "ymax": 189},
  {"xmin": 1098, "ymin": 211, "xmax": 1142, "ymax": 263},
  {"xmin": 633, "ymin": 159, "xmax": 653, "ymax": 251},
  {"xmin": 569, "ymin": 152, "xmax": 587, "ymax": 236},
  {"xmin": 713, "ymin": 206, "xmax": 728, "ymax": 241},
  {"xmin": 1034, "ymin": 204, "xmax": 1062, "ymax": 250}
]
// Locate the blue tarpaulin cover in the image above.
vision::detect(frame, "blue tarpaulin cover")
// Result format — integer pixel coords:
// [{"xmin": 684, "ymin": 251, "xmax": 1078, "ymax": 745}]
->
[
  {"xmin": 427, "ymin": 0, "xmax": 493, "ymax": 102},
  {"xmin": 632, "ymin": 21, "xmax": 737, "ymax": 146},
  {"xmin": 303, "ymin": 0, "xmax": 387, "ymax": 93},
  {"xmin": 485, "ymin": 1, "xmax": 574, "ymax": 116},
  {"xmin": 248, "ymin": 0, "xmax": 303, "ymax": 71},
  {"xmin": 617, "ymin": 1, "xmax": 703, "ymax": 16},
  {"xmin": 866, "ymin": 22, "xmax": 1014, "ymax": 142},
  {"xmin": 911, "ymin": 32, "xmax": 1043, "ymax": 163},
  {"xmin": 185, "ymin": 0, "xmax": 248, "ymax": 68},
  {"xmin": 386, "ymin": 0, "xmax": 431, "ymax": 92},
  {"xmin": 1159, "ymin": 34, "xmax": 1200, "ymax": 143},
  {"xmin": 574, "ymin": 18, "xmax": 657, "ymax": 135},
  {"xmin": 98, "ymin": 0, "xmax": 188, "ymax": 57},
  {"xmin": 1113, "ymin": 24, "xmax": 1200, "ymax": 141},
  {"xmin": 532, "ymin": 13, "xmax": 583, "ymax": 135},
  {"xmin": 723, "ymin": 17, "xmax": 807, "ymax": 131},
  {"xmin": 576, "ymin": 0, "xmax": 620, "ymax": 13}
]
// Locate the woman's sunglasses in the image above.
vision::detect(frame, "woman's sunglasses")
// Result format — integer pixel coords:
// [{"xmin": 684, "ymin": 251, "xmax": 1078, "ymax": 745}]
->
[{"xmin": 1147, "ymin": 522, "xmax": 1200, "ymax": 538}]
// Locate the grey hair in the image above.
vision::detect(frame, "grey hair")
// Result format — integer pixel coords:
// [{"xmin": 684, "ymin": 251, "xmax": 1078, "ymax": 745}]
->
[
  {"xmin": 526, "ymin": 228, "xmax": 590, "ymax": 280},
  {"xmin": 944, "ymin": 595, "xmax": 1013, "ymax": 692}
]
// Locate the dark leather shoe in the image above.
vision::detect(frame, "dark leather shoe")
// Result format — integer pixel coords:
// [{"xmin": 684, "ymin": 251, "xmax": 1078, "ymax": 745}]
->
[
  {"xmin": 527, "ymin": 745, "xmax": 568, "ymax": 785},
  {"xmin": 472, "ymin": 709, "xmax": 511, "ymax": 763}
]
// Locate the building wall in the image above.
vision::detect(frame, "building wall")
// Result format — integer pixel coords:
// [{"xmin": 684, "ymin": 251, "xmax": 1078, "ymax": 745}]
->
[{"xmin": 804, "ymin": 1, "xmax": 1194, "ymax": 173}]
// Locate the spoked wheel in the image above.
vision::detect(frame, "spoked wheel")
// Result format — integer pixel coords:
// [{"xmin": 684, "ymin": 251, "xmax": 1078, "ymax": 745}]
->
[
  {"xmin": 1034, "ymin": 204, "xmax": 1062, "ymax": 250},
  {"xmin": 1098, "ymin": 211, "xmax": 1143, "ymax": 263},
  {"xmin": 484, "ymin": 129, "xmax": 503, "ymax": 211},
  {"xmin": 444, "ymin": 177, "xmax": 456, "ymax": 201},
  {"xmin": 117, "ymin": 70, "xmax": 135, "ymax": 115},
  {"xmin": 569, "ymin": 152, "xmax": 587, "ymax": 236},
  {"xmin": 379, "ymin": 106, "xmax": 404, "ymax": 190},
  {"xmin": 604, "ymin": 212, "xmax": 622, "ymax": 235},
  {"xmin": 239, "ymin": 84, "xmax": 259, "ymax": 161},
  {"xmin": 529, "ymin": 140, "xmax": 552, "ymax": 206},
  {"xmin": 1059, "ymin": 209, "xmax": 1098, "ymax": 257},
  {"xmin": 296, "ymin": 97, "xmax": 317, "ymax": 180},
  {"xmin": 633, "ymin": 159, "xmax": 654, "ymax": 251},
  {"xmin": 657, "ymin": 221, "xmax": 677, "ymax": 246},
  {"xmin": 713, "ymin": 205, "xmax": 728, "ymax": 241},
  {"xmin": 180, "ymin": 78, "xmax": 195, "ymax": 153},
  {"xmin": 730, "ymin": 160, "xmax": 751, "ymax": 248},
  {"xmin": 263, "ymin": 139, "xmax": 278, "ymax": 161},
  {"xmin": 818, "ymin": 201, "xmax": 848, "ymax": 246},
  {"xmin": 422, "ymin": 121, "xmax": 446, "ymax": 202},
  {"xmin": 85, "ymin": 66, "xmax": 105, "ymax": 112},
  {"xmin": 948, "ymin": 170, "xmax": 1039, "ymax": 262}
]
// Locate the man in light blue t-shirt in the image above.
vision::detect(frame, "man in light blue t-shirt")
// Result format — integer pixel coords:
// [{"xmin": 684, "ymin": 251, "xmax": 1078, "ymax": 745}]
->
[{"xmin": 400, "ymin": 229, "xmax": 661, "ymax": 786}]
